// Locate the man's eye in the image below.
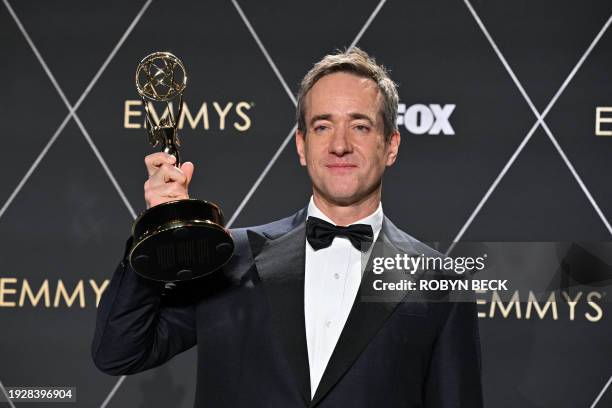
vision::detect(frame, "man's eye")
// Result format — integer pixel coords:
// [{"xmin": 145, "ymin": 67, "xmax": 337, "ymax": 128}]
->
[
  {"xmin": 314, "ymin": 125, "xmax": 328, "ymax": 132},
  {"xmin": 355, "ymin": 125, "xmax": 370, "ymax": 132}
]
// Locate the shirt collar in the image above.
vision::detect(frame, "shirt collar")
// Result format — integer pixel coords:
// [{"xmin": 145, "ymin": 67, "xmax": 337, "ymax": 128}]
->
[{"xmin": 306, "ymin": 195, "xmax": 384, "ymax": 238}]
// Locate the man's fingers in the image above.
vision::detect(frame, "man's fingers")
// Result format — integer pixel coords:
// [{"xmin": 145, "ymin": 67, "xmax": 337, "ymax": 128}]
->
[
  {"xmin": 148, "ymin": 163, "xmax": 187, "ymax": 184},
  {"xmin": 145, "ymin": 152, "xmax": 176, "ymax": 176},
  {"xmin": 161, "ymin": 182, "xmax": 189, "ymax": 198},
  {"xmin": 144, "ymin": 180, "xmax": 189, "ymax": 208},
  {"xmin": 180, "ymin": 162, "xmax": 195, "ymax": 185},
  {"xmin": 146, "ymin": 182, "xmax": 188, "ymax": 200},
  {"xmin": 163, "ymin": 164, "xmax": 187, "ymax": 184},
  {"xmin": 143, "ymin": 153, "xmax": 193, "ymax": 210}
]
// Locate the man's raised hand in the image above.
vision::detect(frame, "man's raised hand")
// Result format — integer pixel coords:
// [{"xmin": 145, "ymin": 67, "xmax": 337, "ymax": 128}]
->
[{"xmin": 143, "ymin": 152, "xmax": 195, "ymax": 209}]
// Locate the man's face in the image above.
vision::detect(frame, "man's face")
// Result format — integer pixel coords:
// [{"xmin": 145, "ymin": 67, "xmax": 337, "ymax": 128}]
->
[{"xmin": 296, "ymin": 72, "xmax": 400, "ymax": 206}]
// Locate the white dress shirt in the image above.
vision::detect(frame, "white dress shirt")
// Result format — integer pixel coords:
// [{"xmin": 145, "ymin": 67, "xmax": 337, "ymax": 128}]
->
[{"xmin": 304, "ymin": 196, "xmax": 384, "ymax": 398}]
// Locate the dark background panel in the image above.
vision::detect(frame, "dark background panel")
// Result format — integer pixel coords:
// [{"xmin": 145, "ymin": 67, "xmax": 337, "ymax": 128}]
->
[
  {"xmin": 462, "ymin": 129, "xmax": 612, "ymax": 241},
  {"xmin": 0, "ymin": 123, "xmax": 134, "ymax": 407},
  {"xmin": 546, "ymin": 21, "xmax": 612, "ymax": 229},
  {"xmin": 471, "ymin": 0, "xmax": 612, "ymax": 110},
  {"xmin": 0, "ymin": 6, "xmax": 73, "ymax": 212},
  {"xmin": 77, "ymin": 0, "xmax": 297, "ymax": 221},
  {"xmin": 8, "ymin": 0, "xmax": 146, "ymax": 101},
  {"xmin": 237, "ymin": 0, "xmax": 382, "ymax": 94},
  {"xmin": 0, "ymin": 1, "xmax": 610, "ymax": 407},
  {"xmin": 356, "ymin": 0, "xmax": 540, "ymax": 243}
]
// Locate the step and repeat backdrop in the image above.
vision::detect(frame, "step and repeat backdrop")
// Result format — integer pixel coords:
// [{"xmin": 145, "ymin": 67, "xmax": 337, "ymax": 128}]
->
[{"xmin": 1, "ymin": 0, "xmax": 611, "ymax": 407}]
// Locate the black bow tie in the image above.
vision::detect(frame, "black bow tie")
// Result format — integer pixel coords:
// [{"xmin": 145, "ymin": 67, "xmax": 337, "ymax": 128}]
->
[{"xmin": 306, "ymin": 216, "xmax": 374, "ymax": 251}]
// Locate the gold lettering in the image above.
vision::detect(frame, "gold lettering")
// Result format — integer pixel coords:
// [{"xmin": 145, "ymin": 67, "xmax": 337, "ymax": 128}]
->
[
  {"xmin": 89, "ymin": 279, "xmax": 110, "ymax": 308},
  {"xmin": 19, "ymin": 279, "xmax": 50, "ymax": 307},
  {"xmin": 585, "ymin": 291, "xmax": 603, "ymax": 322},
  {"xmin": 489, "ymin": 290, "xmax": 521, "ymax": 319},
  {"xmin": 213, "ymin": 102, "xmax": 233, "ymax": 130},
  {"xmin": 124, "ymin": 100, "xmax": 142, "ymax": 129},
  {"xmin": 474, "ymin": 289, "xmax": 487, "ymax": 318},
  {"xmin": 526, "ymin": 291, "xmax": 557, "ymax": 320},
  {"xmin": 54, "ymin": 280, "xmax": 85, "ymax": 308},
  {"xmin": 234, "ymin": 102, "xmax": 252, "ymax": 131},
  {"xmin": 147, "ymin": 102, "xmax": 173, "ymax": 125},
  {"xmin": 561, "ymin": 291, "xmax": 582, "ymax": 321},
  {"xmin": 0, "ymin": 278, "xmax": 17, "ymax": 307},
  {"xmin": 595, "ymin": 107, "xmax": 612, "ymax": 136},
  {"xmin": 180, "ymin": 102, "xmax": 209, "ymax": 130}
]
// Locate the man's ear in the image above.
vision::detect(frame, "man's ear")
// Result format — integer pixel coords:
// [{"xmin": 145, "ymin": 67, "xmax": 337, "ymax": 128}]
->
[
  {"xmin": 295, "ymin": 129, "xmax": 307, "ymax": 166},
  {"xmin": 385, "ymin": 130, "xmax": 401, "ymax": 166}
]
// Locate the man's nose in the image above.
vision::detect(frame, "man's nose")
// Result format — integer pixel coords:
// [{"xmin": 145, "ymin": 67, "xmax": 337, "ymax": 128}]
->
[{"xmin": 329, "ymin": 126, "xmax": 352, "ymax": 155}]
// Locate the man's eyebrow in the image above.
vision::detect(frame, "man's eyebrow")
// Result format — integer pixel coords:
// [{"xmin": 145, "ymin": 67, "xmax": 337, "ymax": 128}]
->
[
  {"xmin": 349, "ymin": 112, "xmax": 375, "ymax": 125},
  {"xmin": 310, "ymin": 114, "xmax": 332, "ymax": 126},
  {"xmin": 309, "ymin": 113, "xmax": 376, "ymax": 126}
]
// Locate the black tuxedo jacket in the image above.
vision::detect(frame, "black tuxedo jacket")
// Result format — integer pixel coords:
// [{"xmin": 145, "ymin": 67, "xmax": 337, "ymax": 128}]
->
[{"xmin": 92, "ymin": 207, "xmax": 483, "ymax": 407}]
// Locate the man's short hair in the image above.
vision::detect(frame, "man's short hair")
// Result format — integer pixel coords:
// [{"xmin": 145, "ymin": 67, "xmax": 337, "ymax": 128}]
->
[{"xmin": 296, "ymin": 47, "xmax": 399, "ymax": 141}]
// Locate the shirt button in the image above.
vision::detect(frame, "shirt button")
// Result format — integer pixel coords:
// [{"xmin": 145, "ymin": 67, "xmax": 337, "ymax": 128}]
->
[
  {"xmin": 333, "ymin": 273, "xmax": 340, "ymax": 280},
  {"xmin": 325, "ymin": 320, "xmax": 332, "ymax": 328}
]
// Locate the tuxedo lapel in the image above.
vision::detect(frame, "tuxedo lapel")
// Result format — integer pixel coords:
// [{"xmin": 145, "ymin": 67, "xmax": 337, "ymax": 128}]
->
[
  {"xmin": 311, "ymin": 216, "xmax": 424, "ymax": 406},
  {"xmin": 246, "ymin": 210, "xmax": 428, "ymax": 406},
  {"xmin": 248, "ymin": 212, "xmax": 311, "ymax": 404}
]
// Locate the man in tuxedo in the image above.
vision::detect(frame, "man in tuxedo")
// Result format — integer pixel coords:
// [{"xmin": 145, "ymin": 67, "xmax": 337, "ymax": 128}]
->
[{"xmin": 92, "ymin": 47, "xmax": 483, "ymax": 407}]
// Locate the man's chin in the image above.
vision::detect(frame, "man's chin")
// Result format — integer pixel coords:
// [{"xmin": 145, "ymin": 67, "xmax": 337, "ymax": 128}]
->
[
  {"xmin": 313, "ymin": 176, "xmax": 382, "ymax": 206},
  {"xmin": 317, "ymin": 189, "xmax": 363, "ymax": 207}
]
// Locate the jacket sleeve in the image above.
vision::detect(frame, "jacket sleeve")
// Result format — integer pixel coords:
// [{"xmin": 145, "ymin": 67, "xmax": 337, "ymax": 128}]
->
[
  {"xmin": 423, "ymin": 300, "xmax": 484, "ymax": 407},
  {"xmin": 91, "ymin": 236, "xmax": 197, "ymax": 376}
]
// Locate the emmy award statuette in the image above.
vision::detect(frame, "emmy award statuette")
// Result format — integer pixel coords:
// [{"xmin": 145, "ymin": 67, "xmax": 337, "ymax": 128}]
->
[{"xmin": 128, "ymin": 51, "xmax": 234, "ymax": 282}]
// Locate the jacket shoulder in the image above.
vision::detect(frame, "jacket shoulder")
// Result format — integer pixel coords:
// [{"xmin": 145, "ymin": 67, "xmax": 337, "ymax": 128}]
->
[
  {"xmin": 383, "ymin": 216, "xmax": 442, "ymax": 258},
  {"xmin": 228, "ymin": 206, "xmax": 308, "ymax": 243}
]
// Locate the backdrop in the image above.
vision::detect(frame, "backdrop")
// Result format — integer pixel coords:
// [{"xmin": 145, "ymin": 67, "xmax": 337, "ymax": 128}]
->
[{"xmin": 1, "ymin": 0, "xmax": 611, "ymax": 407}]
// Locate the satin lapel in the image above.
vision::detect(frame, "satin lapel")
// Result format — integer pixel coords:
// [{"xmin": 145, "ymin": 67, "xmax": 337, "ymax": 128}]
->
[
  {"xmin": 311, "ymin": 217, "xmax": 423, "ymax": 406},
  {"xmin": 249, "ymin": 222, "xmax": 311, "ymax": 404}
]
